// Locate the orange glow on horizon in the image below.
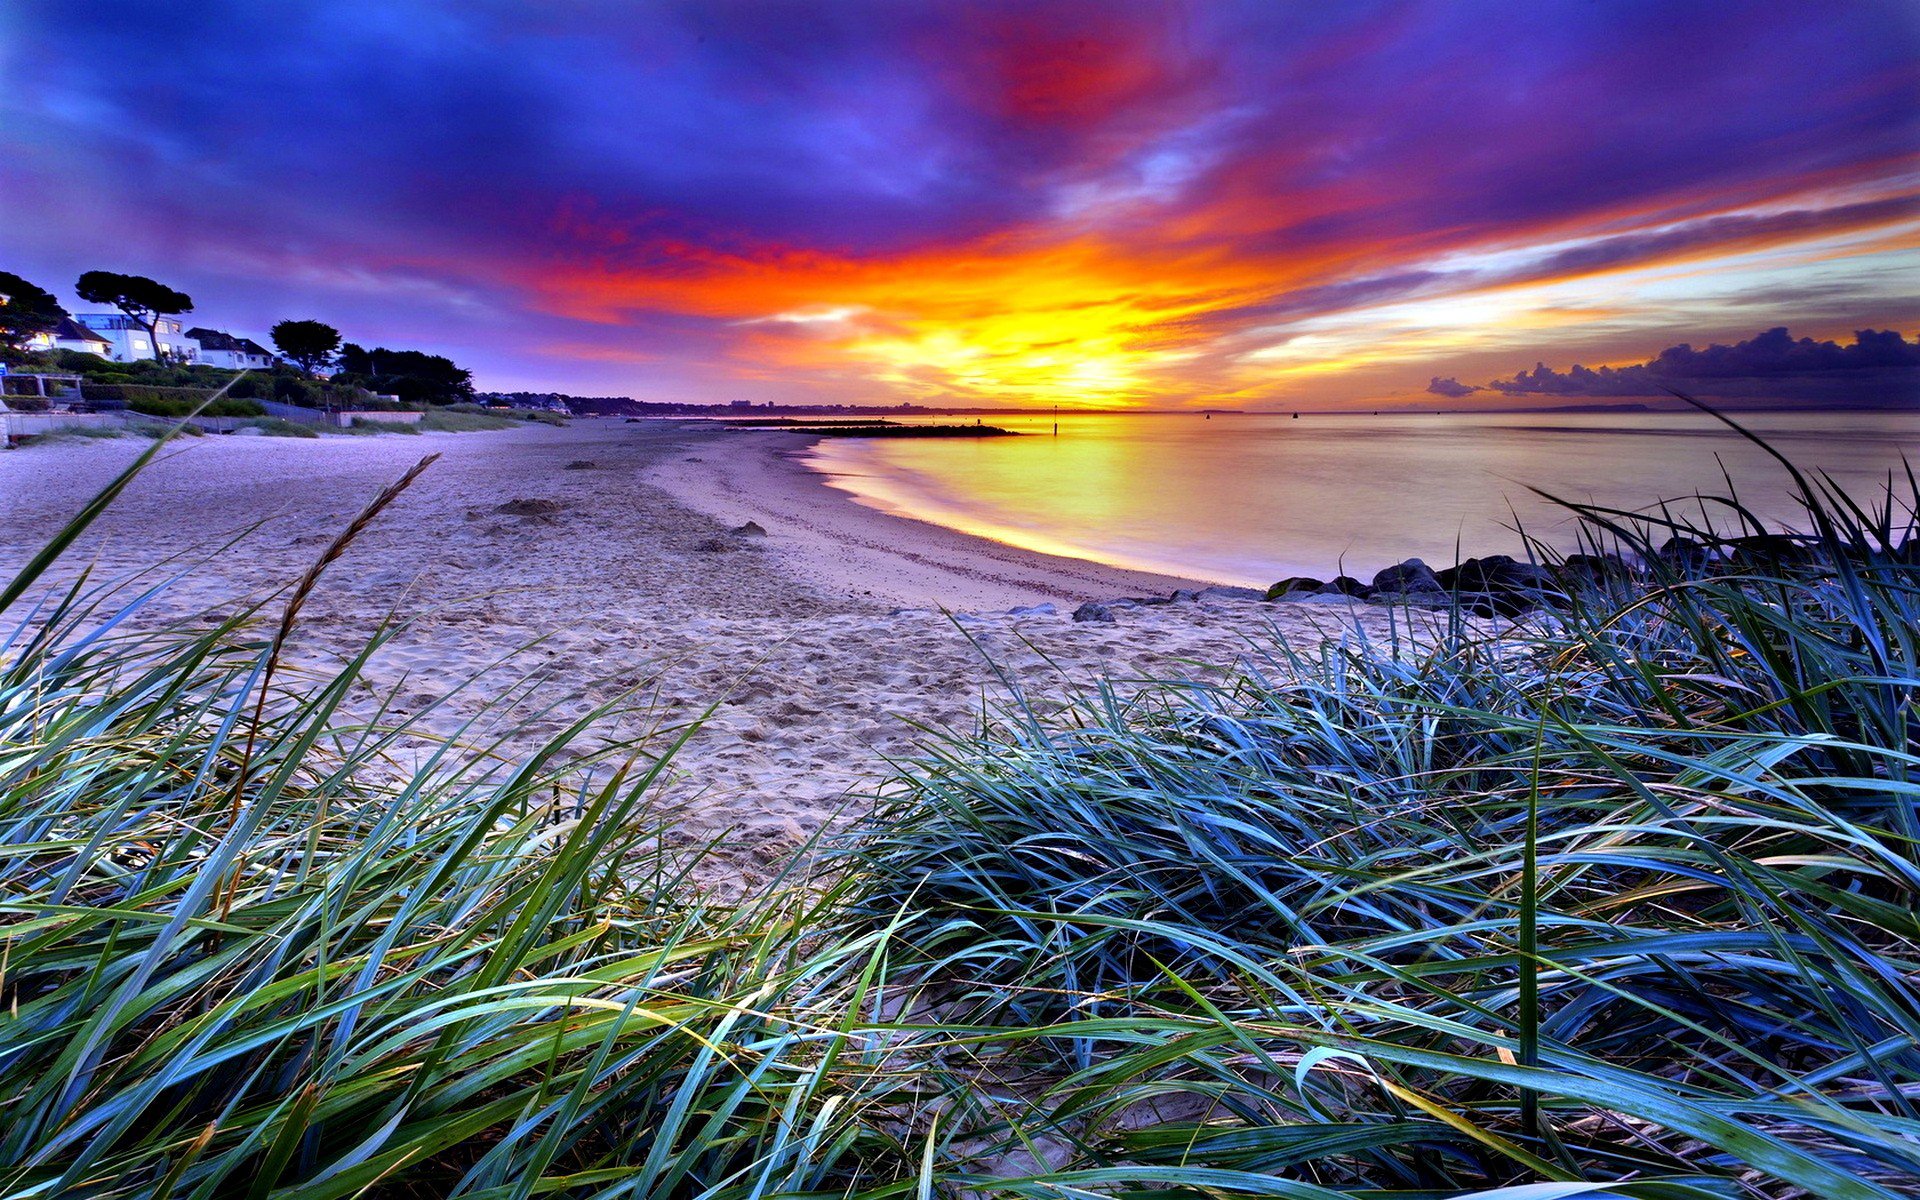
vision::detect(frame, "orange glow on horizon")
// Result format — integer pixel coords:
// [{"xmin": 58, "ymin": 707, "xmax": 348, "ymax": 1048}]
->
[{"xmin": 521, "ymin": 173, "xmax": 1920, "ymax": 408}]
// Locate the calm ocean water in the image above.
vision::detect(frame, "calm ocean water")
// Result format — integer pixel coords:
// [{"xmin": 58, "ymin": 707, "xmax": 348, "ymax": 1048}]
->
[{"xmin": 803, "ymin": 410, "xmax": 1920, "ymax": 585}]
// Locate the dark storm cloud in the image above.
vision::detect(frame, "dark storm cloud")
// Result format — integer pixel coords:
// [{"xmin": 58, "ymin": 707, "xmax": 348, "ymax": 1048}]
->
[{"xmin": 1484, "ymin": 328, "xmax": 1920, "ymax": 402}]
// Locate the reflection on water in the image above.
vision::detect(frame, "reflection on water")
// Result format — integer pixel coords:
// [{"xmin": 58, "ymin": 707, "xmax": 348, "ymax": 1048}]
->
[{"xmin": 804, "ymin": 410, "xmax": 1920, "ymax": 585}]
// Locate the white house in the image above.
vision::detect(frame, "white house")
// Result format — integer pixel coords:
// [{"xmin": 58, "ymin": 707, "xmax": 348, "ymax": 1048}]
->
[
  {"xmin": 24, "ymin": 316, "xmax": 116, "ymax": 356},
  {"xmin": 187, "ymin": 327, "xmax": 275, "ymax": 371},
  {"xmin": 73, "ymin": 313, "xmax": 199, "ymax": 363}
]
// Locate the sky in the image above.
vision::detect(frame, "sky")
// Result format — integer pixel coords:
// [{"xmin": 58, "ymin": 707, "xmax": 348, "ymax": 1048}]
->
[{"xmin": 2, "ymin": 1, "xmax": 1917, "ymax": 409}]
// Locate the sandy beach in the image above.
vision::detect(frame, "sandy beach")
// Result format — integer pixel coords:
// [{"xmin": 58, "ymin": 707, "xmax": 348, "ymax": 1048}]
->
[{"xmin": 0, "ymin": 420, "xmax": 1419, "ymax": 888}]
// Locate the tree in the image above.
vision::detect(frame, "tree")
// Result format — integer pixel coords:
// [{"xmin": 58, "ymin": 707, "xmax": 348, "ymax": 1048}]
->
[
  {"xmin": 75, "ymin": 270, "xmax": 193, "ymax": 361},
  {"xmin": 0, "ymin": 271, "xmax": 66, "ymax": 351},
  {"xmin": 271, "ymin": 319, "xmax": 342, "ymax": 375},
  {"xmin": 337, "ymin": 342, "xmax": 474, "ymax": 404}
]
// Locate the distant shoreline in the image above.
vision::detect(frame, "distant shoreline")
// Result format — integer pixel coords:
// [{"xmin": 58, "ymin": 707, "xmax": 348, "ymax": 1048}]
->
[{"xmin": 644, "ymin": 423, "xmax": 1214, "ymax": 607}]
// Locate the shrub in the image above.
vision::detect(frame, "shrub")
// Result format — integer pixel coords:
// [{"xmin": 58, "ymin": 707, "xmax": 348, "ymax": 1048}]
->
[
  {"xmin": 124, "ymin": 415, "xmax": 204, "ymax": 438},
  {"xmin": 272, "ymin": 374, "xmax": 316, "ymax": 404},
  {"xmin": 340, "ymin": 418, "xmax": 423, "ymax": 435},
  {"xmin": 79, "ymin": 384, "xmax": 264, "ymax": 418},
  {"xmin": 420, "ymin": 408, "xmax": 516, "ymax": 432},
  {"xmin": 27, "ymin": 422, "xmax": 125, "ymax": 442},
  {"xmin": 240, "ymin": 415, "xmax": 320, "ymax": 437}
]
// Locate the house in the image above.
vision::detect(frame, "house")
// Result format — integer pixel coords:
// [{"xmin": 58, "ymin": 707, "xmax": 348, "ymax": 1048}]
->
[
  {"xmin": 73, "ymin": 313, "xmax": 199, "ymax": 363},
  {"xmin": 24, "ymin": 316, "xmax": 116, "ymax": 357},
  {"xmin": 188, "ymin": 327, "xmax": 276, "ymax": 371}
]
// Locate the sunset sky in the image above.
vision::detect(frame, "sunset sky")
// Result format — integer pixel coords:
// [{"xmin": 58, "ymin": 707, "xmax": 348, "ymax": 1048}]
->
[{"xmin": 3, "ymin": 1, "xmax": 1917, "ymax": 408}]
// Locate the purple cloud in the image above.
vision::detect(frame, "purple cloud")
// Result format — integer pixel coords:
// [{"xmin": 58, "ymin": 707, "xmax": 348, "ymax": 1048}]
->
[
  {"xmin": 0, "ymin": 1, "xmax": 1914, "ymax": 402},
  {"xmin": 1484, "ymin": 328, "xmax": 1920, "ymax": 403}
]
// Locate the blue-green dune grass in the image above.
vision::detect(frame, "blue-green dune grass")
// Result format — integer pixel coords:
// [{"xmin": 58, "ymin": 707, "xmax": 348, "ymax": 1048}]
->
[{"xmin": 2, "ymin": 406, "xmax": 1916, "ymax": 1197}]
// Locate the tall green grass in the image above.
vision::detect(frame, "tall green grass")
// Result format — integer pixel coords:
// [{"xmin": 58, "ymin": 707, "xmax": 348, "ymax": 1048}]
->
[
  {"xmin": 4, "ymin": 409, "xmax": 1915, "ymax": 1197},
  {"xmin": 0, "ymin": 450, "xmax": 914, "ymax": 1197},
  {"xmin": 837, "ymin": 414, "xmax": 1920, "ymax": 1196}
]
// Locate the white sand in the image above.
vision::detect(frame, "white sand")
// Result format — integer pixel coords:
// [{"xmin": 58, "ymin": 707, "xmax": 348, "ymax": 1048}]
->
[{"xmin": 0, "ymin": 420, "xmax": 1435, "ymax": 889}]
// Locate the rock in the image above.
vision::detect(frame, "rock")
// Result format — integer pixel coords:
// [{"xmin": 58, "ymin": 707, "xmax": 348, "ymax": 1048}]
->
[
  {"xmin": 1292, "ymin": 591, "xmax": 1365, "ymax": 605},
  {"xmin": 1654, "ymin": 537, "xmax": 1712, "ymax": 574},
  {"xmin": 1169, "ymin": 588, "xmax": 1204, "ymax": 603},
  {"xmin": 1371, "ymin": 558, "xmax": 1443, "ymax": 594},
  {"xmin": 495, "ymin": 498, "xmax": 566, "ymax": 517},
  {"xmin": 1456, "ymin": 591, "xmax": 1535, "ymax": 618},
  {"xmin": 1558, "ymin": 552, "xmax": 1632, "ymax": 587},
  {"xmin": 1724, "ymin": 533, "xmax": 1812, "ymax": 570},
  {"xmin": 1319, "ymin": 575, "xmax": 1374, "ymax": 598},
  {"xmin": 1437, "ymin": 555, "xmax": 1554, "ymax": 595},
  {"xmin": 731, "ymin": 520, "xmax": 768, "ymax": 537},
  {"xmin": 1265, "ymin": 576, "xmax": 1322, "ymax": 600},
  {"xmin": 1072, "ymin": 601, "xmax": 1116, "ymax": 623},
  {"xmin": 1107, "ymin": 596, "xmax": 1169, "ymax": 609},
  {"xmin": 563, "ymin": 459, "xmax": 596, "ymax": 470},
  {"xmin": 1369, "ymin": 590, "xmax": 1448, "ymax": 608},
  {"xmin": 1197, "ymin": 585, "xmax": 1265, "ymax": 602},
  {"xmin": 1009, "ymin": 603, "xmax": 1057, "ymax": 617}
]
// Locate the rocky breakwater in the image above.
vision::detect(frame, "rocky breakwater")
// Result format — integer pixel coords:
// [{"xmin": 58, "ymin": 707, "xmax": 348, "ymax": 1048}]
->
[
  {"xmin": 1066, "ymin": 532, "xmax": 1879, "ymax": 624},
  {"xmin": 1263, "ymin": 553, "xmax": 1558, "ymax": 618}
]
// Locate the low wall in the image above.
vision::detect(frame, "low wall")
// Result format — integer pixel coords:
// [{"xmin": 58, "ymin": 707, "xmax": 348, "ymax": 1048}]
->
[{"xmin": 1, "ymin": 411, "xmax": 125, "ymax": 446}]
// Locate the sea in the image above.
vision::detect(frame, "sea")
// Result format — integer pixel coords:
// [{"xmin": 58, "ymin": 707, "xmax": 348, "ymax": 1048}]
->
[{"xmin": 802, "ymin": 409, "xmax": 1920, "ymax": 585}]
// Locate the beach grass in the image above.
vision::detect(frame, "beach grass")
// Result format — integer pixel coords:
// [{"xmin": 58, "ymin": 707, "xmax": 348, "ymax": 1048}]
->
[
  {"xmin": 421, "ymin": 407, "xmax": 519, "ymax": 432},
  {"xmin": 337, "ymin": 417, "xmax": 424, "ymax": 435},
  {"xmin": 240, "ymin": 415, "xmax": 324, "ymax": 438},
  {"xmin": 1, "ymin": 416, "xmax": 1914, "ymax": 1197},
  {"xmin": 0, "ymin": 448, "xmax": 918, "ymax": 1198}
]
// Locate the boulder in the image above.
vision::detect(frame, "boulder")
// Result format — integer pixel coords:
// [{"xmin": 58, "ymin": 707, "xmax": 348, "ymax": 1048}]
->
[
  {"xmin": 1371, "ymin": 558, "xmax": 1443, "ymax": 594},
  {"xmin": 1319, "ymin": 575, "xmax": 1374, "ymax": 598},
  {"xmin": 1009, "ymin": 603, "xmax": 1058, "ymax": 617},
  {"xmin": 1558, "ymin": 552, "xmax": 1632, "ymax": 587},
  {"xmin": 1264, "ymin": 576, "xmax": 1322, "ymax": 600},
  {"xmin": 1456, "ymin": 591, "xmax": 1535, "ymax": 618},
  {"xmin": 1169, "ymin": 588, "xmax": 1204, "ymax": 603},
  {"xmin": 1654, "ymin": 537, "xmax": 1712, "ymax": 575},
  {"xmin": 1369, "ymin": 590, "xmax": 1447, "ymax": 608},
  {"xmin": 1196, "ymin": 585, "xmax": 1265, "ymax": 602},
  {"xmin": 1072, "ymin": 601, "xmax": 1116, "ymax": 623},
  {"xmin": 1437, "ymin": 555, "xmax": 1554, "ymax": 595},
  {"xmin": 732, "ymin": 520, "xmax": 768, "ymax": 537},
  {"xmin": 1724, "ymin": 533, "xmax": 1813, "ymax": 570},
  {"xmin": 563, "ymin": 459, "xmax": 596, "ymax": 470}
]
